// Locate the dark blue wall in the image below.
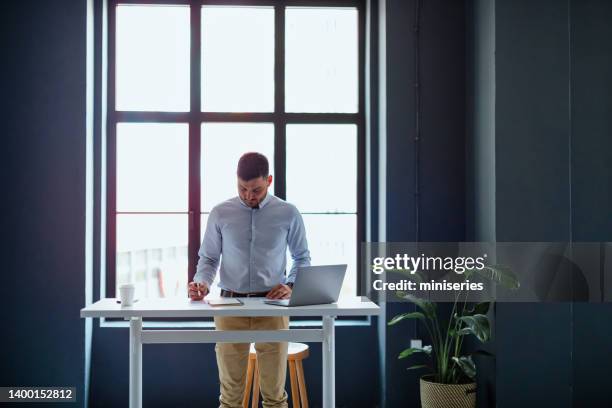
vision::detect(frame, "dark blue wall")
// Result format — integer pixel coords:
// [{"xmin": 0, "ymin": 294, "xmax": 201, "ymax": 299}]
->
[
  {"xmin": 1, "ymin": 0, "xmax": 87, "ymax": 405},
  {"xmin": 385, "ymin": 0, "xmax": 467, "ymax": 243},
  {"xmin": 494, "ymin": 1, "xmax": 573, "ymax": 406},
  {"xmin": 570, "ymin": 1, "xmax": 612, "ymax": 406},
  {"xmin": 469, "ymin": 0, "xmax": 612, "ymax": 407},
  {"xmin": 384, "ymin": 0, "xmax": 467, "ymax": 407}
]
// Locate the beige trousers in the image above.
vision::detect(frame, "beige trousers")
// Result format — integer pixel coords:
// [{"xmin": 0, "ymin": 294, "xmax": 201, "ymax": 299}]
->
[{"xmin": 214, "ymin": 316, "xmax": 289, "ymax": 408}]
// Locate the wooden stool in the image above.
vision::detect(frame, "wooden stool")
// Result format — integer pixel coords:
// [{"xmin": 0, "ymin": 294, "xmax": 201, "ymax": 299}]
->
[{"xmin": 243, "ymin": 342, "xmax": 309, "ymax": 408}]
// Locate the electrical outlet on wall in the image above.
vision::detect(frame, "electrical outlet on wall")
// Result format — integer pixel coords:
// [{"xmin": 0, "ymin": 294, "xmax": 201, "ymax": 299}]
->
[{"xmin": 410, "ymin": 339, "xmax": 422, "ymax": 349}]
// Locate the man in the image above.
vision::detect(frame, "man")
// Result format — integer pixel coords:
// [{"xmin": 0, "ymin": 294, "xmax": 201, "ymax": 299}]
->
[{"xmin": 189, "ymin": 152, "xmax": 311, "ymax": 408}]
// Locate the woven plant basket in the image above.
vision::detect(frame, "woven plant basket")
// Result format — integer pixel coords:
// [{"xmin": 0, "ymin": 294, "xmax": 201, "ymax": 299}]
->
[{"xmin": 420, "ymin": 375, "xmax": 476, "ymax": 408}]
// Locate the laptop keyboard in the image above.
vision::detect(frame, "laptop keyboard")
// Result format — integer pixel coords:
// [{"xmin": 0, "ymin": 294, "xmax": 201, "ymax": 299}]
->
[{"xmin": 264, "ymin": 299, "xmax": 290, "ymax": 306}]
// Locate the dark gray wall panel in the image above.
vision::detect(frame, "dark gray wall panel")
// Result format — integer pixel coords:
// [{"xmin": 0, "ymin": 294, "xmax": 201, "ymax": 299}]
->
[
  {"xmin": 0, "ymin": 0, "xmax": 87, "ymax": 405},
  {"xmin": 496, "ymin": 303, "xmax": 573, "ymax": 408},
  {"xmin": 495, "ymin": 0, "xmax": 571, "ymax": 242},
  {"xmin": 384, "ymin": 0, "xmax": 467, "ymax": 406},
  {"xmin": 494, "ymin": 1, "xmax": 572, "ymax": 407},
  {"xmin": 386, "ymin": 0, "xmax": 417, "ymax": 244},
  {"xmin": 419, "ymin": 0, "xmax": 466, "ymax": 243},
  {"xmin": 570, "ymin": 0, "xmax": 612, "ymax": 243},
  {"xmin": 570, "ymin": 1, "xmax": 612, "ymax": 406}
]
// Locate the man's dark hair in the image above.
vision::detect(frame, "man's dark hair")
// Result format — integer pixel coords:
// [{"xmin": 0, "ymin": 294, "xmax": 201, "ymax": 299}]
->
[{"xmin": 237, "ymin": 152, "xmax": 269, "ymax": 181}]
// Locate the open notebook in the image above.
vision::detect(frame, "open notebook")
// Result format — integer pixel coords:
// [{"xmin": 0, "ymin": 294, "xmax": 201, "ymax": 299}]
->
[{"xmin": 206, "ymin": 298, "xmax": 244, "ymax": 307}]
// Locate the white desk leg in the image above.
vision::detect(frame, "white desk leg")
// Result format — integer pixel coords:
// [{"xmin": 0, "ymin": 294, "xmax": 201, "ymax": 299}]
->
[
  {"xmin": 322, "ymin": 316, "xmax": 336, "ymax": 408},
  {"xmin": 129, "ymin": 317, "xmax": 142, "ymax": 408}
]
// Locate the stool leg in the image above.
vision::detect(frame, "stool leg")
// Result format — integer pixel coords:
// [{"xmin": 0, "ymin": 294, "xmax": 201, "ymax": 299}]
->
[
  {"xmin": 252, "ymin": 359, "xmax": 260, "ymax": 408},
  {"xmin": 289, "ymin": 360, "xmax": 300, "ymax": 408},
  {"xmin": 243, "ymin": 357, "xmax": 255, "ymax": 408},
  {"xmin": 296, "ymin": 360, "xmax": 308, "ymax": 408}
]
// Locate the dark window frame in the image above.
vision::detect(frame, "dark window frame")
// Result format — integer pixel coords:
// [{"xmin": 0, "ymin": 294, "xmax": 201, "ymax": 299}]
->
[{"xmin": 106, "ymin": 0, "xmax": 366, "ymax": 315}]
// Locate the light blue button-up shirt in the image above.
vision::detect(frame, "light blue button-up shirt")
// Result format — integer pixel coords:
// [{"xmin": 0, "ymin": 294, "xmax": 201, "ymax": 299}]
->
[{"xmin": 194, "ymin": 193, "xmax": 311, "ymax": 293}]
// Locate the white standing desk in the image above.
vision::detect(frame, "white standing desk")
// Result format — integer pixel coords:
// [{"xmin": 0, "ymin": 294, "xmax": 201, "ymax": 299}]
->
[{"xmin": 81, "ymin": 296, "xmax": 380, "ymax": 408}]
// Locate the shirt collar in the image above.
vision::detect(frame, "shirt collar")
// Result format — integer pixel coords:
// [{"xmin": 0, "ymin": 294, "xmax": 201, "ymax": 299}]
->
[
  {"xmin": 238, "ymin": 192, "xmax": 272, "ymax": 209},
  {"xmin": 259, "ymin": 192, "xmax": 272, "ymax": 208}
]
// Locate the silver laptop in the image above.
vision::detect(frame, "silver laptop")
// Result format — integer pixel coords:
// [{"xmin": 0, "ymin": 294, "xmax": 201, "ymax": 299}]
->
[{"xmin": 264, "ymin": 264, "xmax": 347, "ymax": 307}]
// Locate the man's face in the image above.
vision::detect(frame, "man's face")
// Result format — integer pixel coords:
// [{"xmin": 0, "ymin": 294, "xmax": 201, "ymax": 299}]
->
[{"xmin": 238, "ymin": 175, "xmax": 272, "ymax": 208}]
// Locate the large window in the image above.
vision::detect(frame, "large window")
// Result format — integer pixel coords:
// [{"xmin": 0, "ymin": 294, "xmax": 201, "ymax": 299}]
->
[{"xmin": 107, "ymin": 0, "xmax": 365, "ymax": 301}]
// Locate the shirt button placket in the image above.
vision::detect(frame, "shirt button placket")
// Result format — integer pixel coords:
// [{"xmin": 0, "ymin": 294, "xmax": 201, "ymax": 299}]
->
[{"xmin": 249, "ymin": 208, "xmax": 255, "ymax": 292}]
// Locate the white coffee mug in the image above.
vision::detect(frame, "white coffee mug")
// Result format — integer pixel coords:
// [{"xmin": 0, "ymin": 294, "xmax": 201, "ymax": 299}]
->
[{"xmin": 119, "ymin": 283, "xmax": 136, "ymax": 306}]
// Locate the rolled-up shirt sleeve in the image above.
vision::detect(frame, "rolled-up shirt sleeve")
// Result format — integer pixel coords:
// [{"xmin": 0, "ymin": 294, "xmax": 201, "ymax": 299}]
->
[
  {"xmin": 285, "ymin": 208, "xmax": 311, "ymax": 284},
  {"xmin": 194, "ymin": 208, "xmax": 221, "ymax": 286}
]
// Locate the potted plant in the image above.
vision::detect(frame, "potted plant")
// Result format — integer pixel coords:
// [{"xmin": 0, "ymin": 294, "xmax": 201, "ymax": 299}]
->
[{"xmin": 388, "ymin": 265, "xmax": 519, "ymax": 408}]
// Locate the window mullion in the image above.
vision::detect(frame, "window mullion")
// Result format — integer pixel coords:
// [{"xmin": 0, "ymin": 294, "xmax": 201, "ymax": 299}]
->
[
  {"xmin": 106, "ymin": 1, "xmax": 118, "ymax": 299},
  {"xmin": 274, "ymin": 3, "xmax": 286, "ymax": 200},
  {"xmin": 188, "ymin": 1, "xmax": 202, "ymax": 283},
  {"xmin": 357, "ymin": 0, "xmax": 366, "ymax": 295}
]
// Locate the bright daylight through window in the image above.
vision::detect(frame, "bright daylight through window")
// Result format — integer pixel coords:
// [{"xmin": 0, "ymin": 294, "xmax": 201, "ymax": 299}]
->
[{"xmin": 110, "ymin": 3, "xmax": 362, "ymax": 302}]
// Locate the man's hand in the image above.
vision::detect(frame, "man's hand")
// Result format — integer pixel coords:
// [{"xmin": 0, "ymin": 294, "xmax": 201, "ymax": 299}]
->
[
  {"xmin": 188, "ymin": 281, "xmax": 209, "ymax": 301},
  {"xmin": 266, "ymin": 284, "xmax": 292, "ymax": 300}
]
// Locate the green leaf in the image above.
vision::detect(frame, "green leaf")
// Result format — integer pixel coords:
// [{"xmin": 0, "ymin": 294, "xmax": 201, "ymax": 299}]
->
[
  {"xmin": 467, "ymin": 264, "xmax": 520, "ymax": 289},
  {"xmin": 398, "ymin": 345, "xmax": 432, "ymax": 359},
  {"xmin": 407, "ymin": 364, "xmax": 430, "ymax": 371},
  {"xmin": 466, "ymin": 302, "xmax": 490, "ymax": 316},
  {"xmin": 399, "ymin": 293, "xmax": 437, "ymax": 320},
  {"xmin": 452, "ymin": 356, "xmax": 476, "ymax": 380},
  {"xmin": 456, "ymin": 314, "xmax": 491, "ymax": 342},
  {"xmin": 388, "ymin": 312, "xmax": 426, "ymax": 326}
]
